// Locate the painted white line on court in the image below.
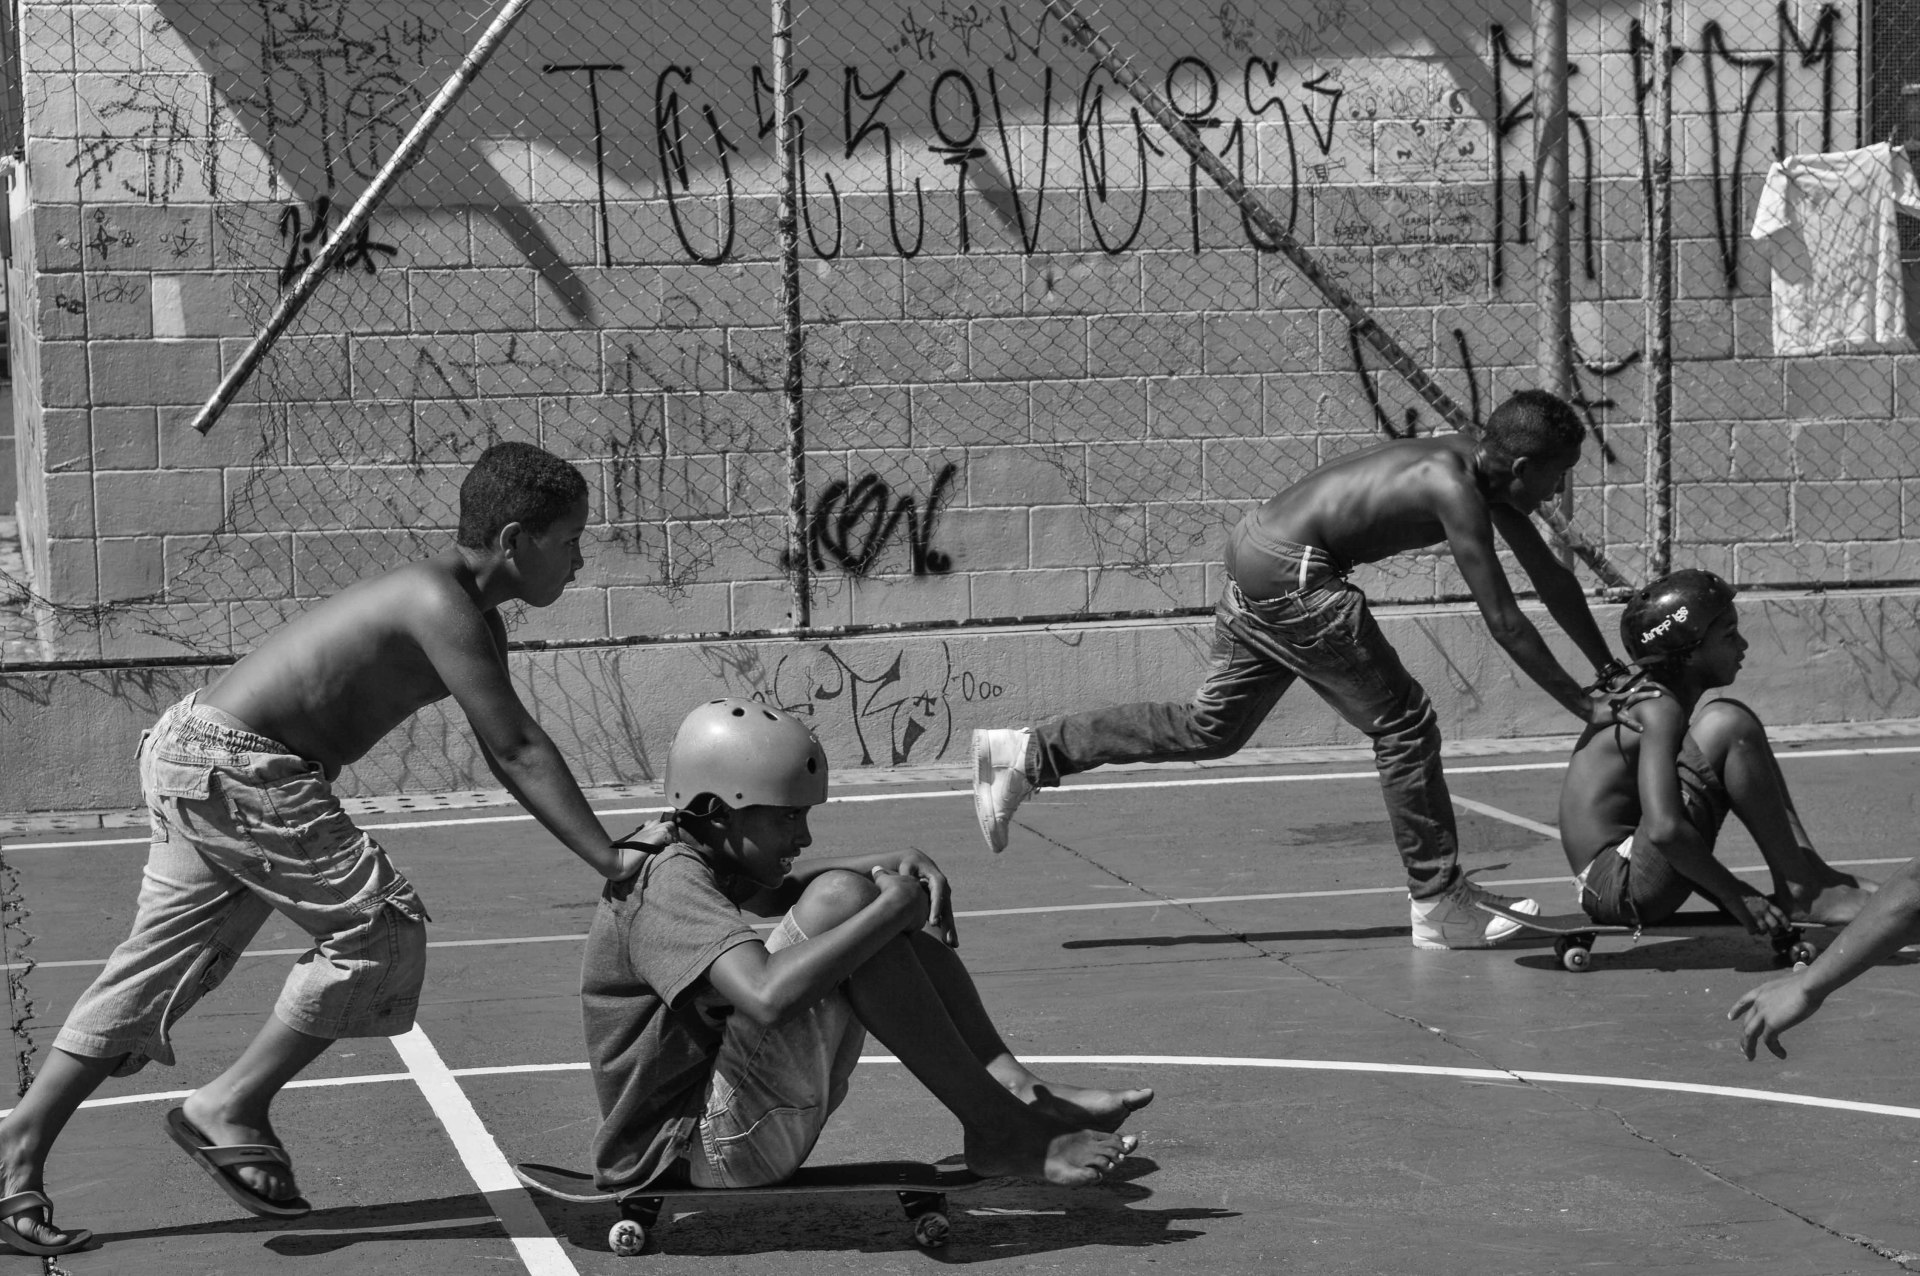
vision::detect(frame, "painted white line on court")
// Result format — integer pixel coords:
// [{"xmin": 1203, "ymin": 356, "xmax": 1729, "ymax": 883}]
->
[
  {"xmin": 9, "ymin": 857, "xmax": 1913, "ymax": 974},
  {"xmin": 25, "ymin": 1053, "xmax": 1920, "ymax": 1126},
  {"xmin": 1450, "ymin": 795, "xmax": 1560, "ymax": 839},
  {"xmin": 391, "ymin": 1025, "xmax": 581, "ymax": 1276},
  {"xmin": 15, "ymin": 743, "xmax": 1920, "ymax": 852}
]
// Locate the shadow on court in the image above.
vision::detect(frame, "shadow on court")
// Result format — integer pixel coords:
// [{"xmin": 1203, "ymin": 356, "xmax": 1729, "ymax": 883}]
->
[
  {"xmin": 1063, "ymin": 926, "xmax": 1410, "ymax": 948},
  {"xmin": 91, "ymin": 1195, "xmax": 499, "ymax": 1254},
  {"xmin": 518, "ymin": 1159, "xmax": 1230, "ymax": 1261}
]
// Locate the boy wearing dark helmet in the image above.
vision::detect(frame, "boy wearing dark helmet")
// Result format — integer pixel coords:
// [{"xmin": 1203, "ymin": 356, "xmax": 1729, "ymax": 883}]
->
[
  {"xmin": 975, "ymin": 389, "xmax": 1646, "ymax": 950},
  {"xmin": 579, "ymin": 698, "xmax": 1150, "ymax": 1195},
  {"xmin": 1558, "ymin": 569, "xmax": 1874, "ymax": 934}
]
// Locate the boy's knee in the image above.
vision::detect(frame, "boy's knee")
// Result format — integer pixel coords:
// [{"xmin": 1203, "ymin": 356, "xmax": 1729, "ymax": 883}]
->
[{"xmin": 790, "ymin": 869, "xmax": 880, "ymax": 935}]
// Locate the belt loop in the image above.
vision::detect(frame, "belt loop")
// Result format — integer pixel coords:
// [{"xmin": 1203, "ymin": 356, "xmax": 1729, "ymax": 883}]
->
[{"xmin": 1298, "ymin": 554, "xmax": 1309, "ymax": 593}]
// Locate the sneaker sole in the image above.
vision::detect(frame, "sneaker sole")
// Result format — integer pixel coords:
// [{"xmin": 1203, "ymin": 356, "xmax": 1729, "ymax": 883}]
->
[{"xmin": 970, "ymin": 731, "xmax": 1004, "ymax": 853}]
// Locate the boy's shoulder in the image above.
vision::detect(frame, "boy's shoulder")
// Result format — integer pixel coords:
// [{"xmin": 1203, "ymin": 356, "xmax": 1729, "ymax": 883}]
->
[
  {"xmin": 293, "ymin": 555, "xmax": 495, "ymax": 642},
  {"xmin": 621, "ymin": 840, "xmax": 741, "ymax": 908}
]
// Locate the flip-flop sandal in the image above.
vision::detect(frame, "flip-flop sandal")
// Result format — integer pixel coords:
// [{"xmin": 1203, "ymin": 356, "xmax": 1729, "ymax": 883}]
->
[
  {"xmin": 0, "ymin": 1189, "xmax": 92, "ymax": 1255},
  {"xmin": 164, "ymin": 1108, "xmax": 313, "ymax": 1219}
]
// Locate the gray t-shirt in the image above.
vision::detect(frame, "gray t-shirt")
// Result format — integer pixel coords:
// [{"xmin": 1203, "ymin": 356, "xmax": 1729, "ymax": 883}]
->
[{"xmin": 583, "ymin": 843, "xmax": 758, "ymax": 1190}]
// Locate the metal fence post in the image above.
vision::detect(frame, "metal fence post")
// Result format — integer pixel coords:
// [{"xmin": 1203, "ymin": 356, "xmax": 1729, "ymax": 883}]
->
[
  {"xmin": 1645, "ymin": 0, "xmax": 1675, "ymax": 580},
  {"xmin": 773, "ymin": 0, "xmax": 810, "ymax": 630},
  {"xmin": 1533, "ymin": 0, "xmax": 1575, "ymax": 569}
]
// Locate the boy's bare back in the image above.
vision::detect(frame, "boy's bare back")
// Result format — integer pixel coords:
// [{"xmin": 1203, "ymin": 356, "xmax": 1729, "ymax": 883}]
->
[
  {"xmin": 1558, "ymin": 719, "xmax": 1649, "ymax": 874},
  {"xmin": 1252, "ymin": 436, "xmax": 1494, "ymax": 566},
  {"xmin": 199, "ymin": 554, "xmax": 506, "ymax": 777}
]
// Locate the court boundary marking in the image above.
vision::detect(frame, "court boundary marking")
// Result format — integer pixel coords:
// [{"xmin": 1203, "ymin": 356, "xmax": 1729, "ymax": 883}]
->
[
  {"xmin": 10, "ymin": 744, "xmax": 1920, "ymax": 852},
  {"xmin": 29, "ymin": 1051, "xmax": 1920, "ymax": 1126},
  {"xmin": 32, "ymin": 1051, "xmax": 1920, "ymax": 1276},
  {"xmin": 8, "ymin": 856, "xmax": 1909, "ymax": 975}
]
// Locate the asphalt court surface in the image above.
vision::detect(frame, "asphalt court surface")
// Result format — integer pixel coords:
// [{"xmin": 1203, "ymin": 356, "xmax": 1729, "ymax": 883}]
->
[{"xmin": 7, "ymin": 736, "xmax": 1920, "ymax": 1274}]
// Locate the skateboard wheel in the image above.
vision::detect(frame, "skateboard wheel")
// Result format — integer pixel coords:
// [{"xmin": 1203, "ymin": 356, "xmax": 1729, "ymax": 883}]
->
[
  {"xmin": 608, "ymin": 1218, "xmax": 647, "ymax": 1257},
  {"xmin": 911, "ymin": 1211, "xmax": 951, "ymax": 1249},
  {"xmin": 1789, "ymin": 940, "xmax": 1818, "ymax": 966},
  {"xmin": 1560, "ymin": 944, "xmax": 1592, "ymax": 973}
]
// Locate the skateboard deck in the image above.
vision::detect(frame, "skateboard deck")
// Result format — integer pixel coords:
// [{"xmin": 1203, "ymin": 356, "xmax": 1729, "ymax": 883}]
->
[
  {"xmin": 515, "ymin": 1160, "xmax": 987, "ymax": 1256},
  {"xmin": 1476, "ymin": 901, "xmax": 1819, "ymax": 972}
]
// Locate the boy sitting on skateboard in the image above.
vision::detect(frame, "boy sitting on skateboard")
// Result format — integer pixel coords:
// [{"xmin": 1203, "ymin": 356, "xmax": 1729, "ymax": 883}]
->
[
  {"xmin": 1557, "ymin": 569, "xmax": 1873, "ymax": 935},
  {"xmin": 1730, "ymin": 857, "xmax": 1920, "ymax": 1059},
  {"xmin": 581, "ymin": 698, "xmax": 1149, "ymax": 1196},
  {"xmin": 0, "ymin": 443, "xmax": 647, "ymax": 1256}
]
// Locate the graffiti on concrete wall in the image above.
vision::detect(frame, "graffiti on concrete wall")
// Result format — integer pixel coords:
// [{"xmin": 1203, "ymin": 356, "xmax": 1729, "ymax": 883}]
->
[
  {"xmin": 772, "ymin": 641, "xmax": 955, "ymax": 765},
  {"xmin": 790, "ymin": 464, "xmax": 959, "ymax": 578}
]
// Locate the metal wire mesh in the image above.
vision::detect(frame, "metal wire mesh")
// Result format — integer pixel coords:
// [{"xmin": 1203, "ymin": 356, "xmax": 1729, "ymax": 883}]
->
[{"xmin": 5, "ymin": 0, "xmax": 1920, "ymax": 664}]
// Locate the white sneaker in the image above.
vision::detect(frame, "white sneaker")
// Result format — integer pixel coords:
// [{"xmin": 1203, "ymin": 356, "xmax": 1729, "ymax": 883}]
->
[
  {"xmin": 972, "ymin": 728, "xmax": 1037, "ymax": 853},
  {"xmin": 1409, "ymin": 876, "xmax": 1541, "ymax": 950}
]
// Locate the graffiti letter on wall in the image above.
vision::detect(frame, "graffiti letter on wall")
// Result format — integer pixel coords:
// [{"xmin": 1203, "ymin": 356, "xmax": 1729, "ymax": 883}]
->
[
  {"xmin": 1078, "ymin": 65, "xmax": 1154, "ymax": 254},
  {"xmin": 846, "ymin": 67, "xmax": 927, "ymax": 257},
  {"xmin": 929, "ymin": 70, "xmax": 989, "ymax": 251},
  {"xmin": 656, "ymin": 66, "xmax": 738, "ymax": 264}
]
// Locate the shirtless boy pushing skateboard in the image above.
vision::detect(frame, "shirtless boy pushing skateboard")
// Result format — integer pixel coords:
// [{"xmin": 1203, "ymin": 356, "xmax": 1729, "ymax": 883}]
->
[
  {"xmin": 974, "ymin": 390, "xmax": 1646, "ymax": 950},
  {"xmin": 0, "ymin": 442, "xmax": 647, "ymax": 1255}
]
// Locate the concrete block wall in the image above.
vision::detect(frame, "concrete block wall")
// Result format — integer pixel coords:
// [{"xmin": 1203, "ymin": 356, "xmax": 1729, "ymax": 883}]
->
[
  {"xmin": 6, "ymin": 0, "xmax": 1920, "ymax": 663},
  {"xmin": 10, "ymin": 587, "xmax": 1920, "ymax": 814}
]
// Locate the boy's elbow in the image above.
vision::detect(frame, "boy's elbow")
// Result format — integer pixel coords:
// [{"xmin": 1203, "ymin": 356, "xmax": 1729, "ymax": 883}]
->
[
  {"xmin": 733, "ymin": 992, "xmax": 797, "ymax": 1028},
  {"xmin": 1484, "ymin": 616, "xmax": 1529, "ymax": 651}
]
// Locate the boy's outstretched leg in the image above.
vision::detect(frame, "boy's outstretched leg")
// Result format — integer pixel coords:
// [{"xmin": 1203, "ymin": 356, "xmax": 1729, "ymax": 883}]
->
[
  {"xmin": 897, "ymin": 929, "xmax": 1152, "ymax": 1131},
  {"xmin": 791, "ymin": 873, "xmax": 1138, "ymax": 1185},
  {"xmin": 1692, "ymin": 700, "xmax": 1874, "ymax": 925},
  {"xmin": 169, "ymin": 1013, "xmax": 331, "ymax": 1216}
]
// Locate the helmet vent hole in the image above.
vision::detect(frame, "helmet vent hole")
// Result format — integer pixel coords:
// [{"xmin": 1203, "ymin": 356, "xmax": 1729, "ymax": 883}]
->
[
  {"xmin": 764, "ymin": 710, "xmax": 777, "ymax": 720},
  {"xmin": 730, "ymin": 707, "xmax": 746, "ymax": 717},
  {"xmin": 807, "ymin": 757, "xmax": 817, "ymax": 773}
]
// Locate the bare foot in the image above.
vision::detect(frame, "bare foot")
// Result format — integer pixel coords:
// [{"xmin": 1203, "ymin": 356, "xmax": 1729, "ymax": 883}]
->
[
  {"xmin": 180, "ymin": 1091, "xmax": 301, "ymax": 1205},
  {"xmin": 964, "ymin": 1125, "xmax": 1139, "ymax": 1186},
  {"xmin": 1785, "ymin": 874, "xmax": 1878, "ymax": 927},
  {"xmin": 1018, "ymin": 1079, "xmax": 1154, "ymax": 1133},
  {"xmin": 0, "ymin": 1138, "xmax": 75, "ymax": 1250}
]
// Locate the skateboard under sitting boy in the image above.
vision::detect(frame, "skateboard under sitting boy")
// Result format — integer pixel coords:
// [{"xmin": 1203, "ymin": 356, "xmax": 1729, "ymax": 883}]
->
[
  {"xmin": 579, "ymin": 697, "xmax": 1149, "ymax": 1204},
  {"xmin": 973, "ymin": 389, "xmax": 1647, "ymax": 950},
  {"xmin": 1730, "ymin": 856, "xmax": 1920, "ymax": 1059},
  {"xmin": 0, "ymin": 442, "xmax": 648, "ymax": 1257},
  {"xmin": 1556, "ymin": 568, "xmax": 1874, "ymax": 940}
]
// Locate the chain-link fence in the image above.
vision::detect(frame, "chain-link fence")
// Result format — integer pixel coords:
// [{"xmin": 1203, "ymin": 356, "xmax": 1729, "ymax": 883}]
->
[{"xmin": 4, "ymin": 0, "xmax": 1920, "ymax": 664}]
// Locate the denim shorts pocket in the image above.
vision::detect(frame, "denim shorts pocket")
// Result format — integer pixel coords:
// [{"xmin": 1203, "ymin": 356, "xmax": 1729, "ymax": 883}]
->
[
  {"xmin": 144, "ymin": 754, "xmax": 215, "ymax": 801},
  {"xmin": 357, "ymin": 875, "xmax": 433, "ymax": 925}
]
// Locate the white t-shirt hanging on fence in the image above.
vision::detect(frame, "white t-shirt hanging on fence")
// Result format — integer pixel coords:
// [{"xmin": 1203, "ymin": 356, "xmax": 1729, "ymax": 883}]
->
[{"xmin": 1749, "ymin": 142, "xmax": 1920, "ymax": 355}]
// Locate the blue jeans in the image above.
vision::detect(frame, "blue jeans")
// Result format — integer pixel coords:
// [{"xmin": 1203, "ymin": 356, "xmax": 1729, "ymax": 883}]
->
[
  {"xmin": 56, "ymin": 694, "xmax": 430, "ymax": 1075},
  {"xmin": 1033, "ymin": 560, "xmax": 1462, "ymax": 900}
]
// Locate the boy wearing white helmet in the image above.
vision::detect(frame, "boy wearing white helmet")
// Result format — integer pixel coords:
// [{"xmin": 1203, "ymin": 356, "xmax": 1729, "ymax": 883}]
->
[
  {"xmin": 579, "ymin": 698, "xmax": 1150, "ymax": 1196},
  {"xmin": 1557, "ymin": 569, "xmax": 1874, "ymax": 934}
]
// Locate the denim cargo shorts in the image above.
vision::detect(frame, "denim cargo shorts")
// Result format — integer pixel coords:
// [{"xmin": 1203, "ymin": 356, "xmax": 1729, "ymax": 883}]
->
[
  {"xmin": 683, "ymin": 911, "xmax": 868, "ymax": 1188},
  {"xmin": 54, "ymin": 693, "xmax": 430, "ymax": 1076}
]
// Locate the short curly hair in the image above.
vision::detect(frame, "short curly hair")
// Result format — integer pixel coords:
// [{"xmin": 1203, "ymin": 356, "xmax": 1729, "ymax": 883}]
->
[
  {"xmin": 456, "ymin": 442, "xmax": 588, "ymax": 549},
  {"xmin": 1481, "ymin": 390, "xmax": 1585, "ymax": 464}
]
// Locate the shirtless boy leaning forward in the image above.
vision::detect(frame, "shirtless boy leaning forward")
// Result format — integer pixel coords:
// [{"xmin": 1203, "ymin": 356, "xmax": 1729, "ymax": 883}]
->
[
  {"xmin": 0, "ymin": 442, "xmax": 646, "ymax": 1257},
  {"xmin": 973, "ymin": 390, "xmax": 1646, "ymax": 950}
]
